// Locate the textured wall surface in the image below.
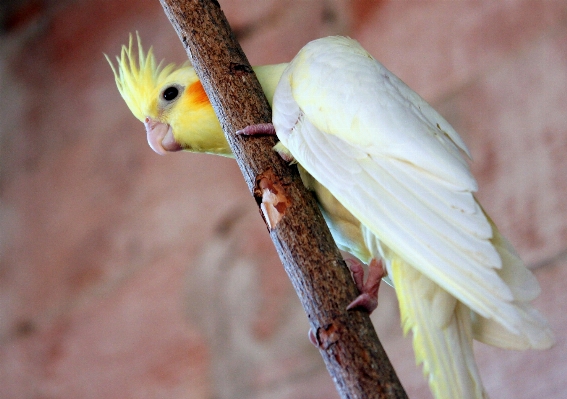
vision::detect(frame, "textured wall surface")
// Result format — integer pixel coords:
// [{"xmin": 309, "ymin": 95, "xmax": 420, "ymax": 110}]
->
[{"xmin": 1, "ymin": 1, "xmax": 566, "ymax": 398}]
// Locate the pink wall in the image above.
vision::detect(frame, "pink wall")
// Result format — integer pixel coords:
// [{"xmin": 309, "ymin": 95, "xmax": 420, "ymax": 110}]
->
[{"xmin": 1, "ymin": 1, "xmax": 565, "ymax": 398}]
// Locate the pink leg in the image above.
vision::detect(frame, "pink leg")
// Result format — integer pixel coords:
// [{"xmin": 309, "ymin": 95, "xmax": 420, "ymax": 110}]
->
[
  {"xmin": 308, "ymin": 258, "xmax": 384, "ymax": 347},
  {"xmin": 237, "ymin": 123, "xmax": 295, "ymax": 163},
  {"xmin": 236, "ymin": 123, "xmax": 276, "ymax": 136},
  {"xmin": 346, "ymin": 258, "xmax": 384, "ymax": 314}
]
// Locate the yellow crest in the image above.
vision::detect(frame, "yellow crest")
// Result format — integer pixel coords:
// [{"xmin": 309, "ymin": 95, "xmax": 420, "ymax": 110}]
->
[{"xmin": 105, "ymin": 33, "xmax": 180, "ymax": 122}]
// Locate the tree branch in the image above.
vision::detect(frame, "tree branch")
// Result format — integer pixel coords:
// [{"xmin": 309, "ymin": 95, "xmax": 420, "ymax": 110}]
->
[{"xmin": 158, "ymin": 1, "xmax": 408, "ymax": 397}]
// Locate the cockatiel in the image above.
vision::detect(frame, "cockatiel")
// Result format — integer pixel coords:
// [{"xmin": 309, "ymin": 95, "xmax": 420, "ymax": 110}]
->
[{"xmin": 107, "ymin": 35, "xmax": 554, "ymax": 399}]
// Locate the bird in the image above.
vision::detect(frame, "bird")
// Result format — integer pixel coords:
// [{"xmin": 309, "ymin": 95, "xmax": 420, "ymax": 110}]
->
[{"xmin": 107, "ymin": 34, "xmax": 554, "ymax": 399}]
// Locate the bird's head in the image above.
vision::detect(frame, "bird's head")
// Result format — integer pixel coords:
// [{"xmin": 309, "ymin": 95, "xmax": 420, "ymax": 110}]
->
[{"xmin": 106, "ymin": 34, "xmax": 232, "ymax": 156}]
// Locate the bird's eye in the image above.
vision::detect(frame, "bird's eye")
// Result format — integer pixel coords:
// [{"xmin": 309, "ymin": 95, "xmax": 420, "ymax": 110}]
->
[{"xmin": 162, "ymin": 86, "xmax": 179, "ymax": 101}]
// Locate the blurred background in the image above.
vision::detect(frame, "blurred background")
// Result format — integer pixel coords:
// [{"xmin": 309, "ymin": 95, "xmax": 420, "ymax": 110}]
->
[{"xmin": 1, "ymin": 1, "xmax": 566, "ymax": 398}]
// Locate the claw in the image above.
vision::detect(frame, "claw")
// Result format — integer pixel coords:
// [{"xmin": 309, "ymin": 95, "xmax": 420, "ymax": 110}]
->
[
  {"xmin": 308, "ymin": 328, "xmax": 318, "ymax": 347},
  {"xmin": 236, "ymin": 123, "xmax": 276, "ymax": 136},
  {"xmin": 346, "ymin": 258, "xmax": 384, "ymax": 314}
]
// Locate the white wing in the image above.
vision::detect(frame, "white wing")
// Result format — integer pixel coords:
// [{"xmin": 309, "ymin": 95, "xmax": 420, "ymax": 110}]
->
[{"xmin": 272, "ymin": 36, "xmax": 527, "ymax": 332}]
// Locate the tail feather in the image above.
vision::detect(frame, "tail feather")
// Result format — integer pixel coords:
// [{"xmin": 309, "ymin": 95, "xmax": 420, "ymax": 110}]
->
[{"xmin": 390, "ymin": 256, "xmax": 488, "ymax": 399}]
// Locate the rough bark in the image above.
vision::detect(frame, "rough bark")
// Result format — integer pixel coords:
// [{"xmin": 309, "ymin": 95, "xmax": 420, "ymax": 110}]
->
[{"xmin": 158, "ymin": 1, "xmax": 408, "ymax": 397}]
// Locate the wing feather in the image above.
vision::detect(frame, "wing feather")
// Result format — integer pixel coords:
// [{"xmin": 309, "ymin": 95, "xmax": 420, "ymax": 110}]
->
[
  {"xmin": 284, "ymin": 37, "xmax": 475, "ymax": 191},
  {"xmin": 273, "ymin": 36, "xmax": 529, "ymax": 333},
  {"xmin": 285, "ymin": 115, "xmax": 522, "ymax": 328}
]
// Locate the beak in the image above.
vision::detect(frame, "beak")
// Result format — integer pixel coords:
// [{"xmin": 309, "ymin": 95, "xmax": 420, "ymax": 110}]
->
[{"xmin": 144, "ymin": 117, "xmax": 182, "ymax": 155}]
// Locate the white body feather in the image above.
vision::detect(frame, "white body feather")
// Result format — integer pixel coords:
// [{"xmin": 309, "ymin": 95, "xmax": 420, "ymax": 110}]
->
[{"xmin": 272, "ymin": 36, "xmax": 553, "ymax": 398}]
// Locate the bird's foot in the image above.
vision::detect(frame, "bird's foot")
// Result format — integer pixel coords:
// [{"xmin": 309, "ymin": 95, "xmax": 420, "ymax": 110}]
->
[
  {"xmin": 307, "ymin": 258, "xmax": 384, "ymax": 347},
  {"xmin": 346, "ymin": 258, "xmax": 384, "ymax": 314},
  {"xmin": 236, "ymin": 123, "xmax": 276, "ymax": 136},
  {"xmin": 237, "ymin": 123, "xmax": 296, "ymax": 163}
]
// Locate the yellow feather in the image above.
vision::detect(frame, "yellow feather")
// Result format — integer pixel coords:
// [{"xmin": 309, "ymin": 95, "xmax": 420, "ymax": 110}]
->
[
  {"xmin": 391, "ymin": 256, "xmax": 487, "ymax": 399},
  {"xmin": 105, "ymin": 33, "xmax": 180, "ymax": 122},
  {"xmin": 106, "ymin": 34, "xmax": 287, "ymax": 156}
]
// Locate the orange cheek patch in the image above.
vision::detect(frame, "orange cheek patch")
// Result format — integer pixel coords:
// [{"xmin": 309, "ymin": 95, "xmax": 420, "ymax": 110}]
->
[{"xmin": 188, "ymin": 81, "xmax": 210, "ymax": 106}]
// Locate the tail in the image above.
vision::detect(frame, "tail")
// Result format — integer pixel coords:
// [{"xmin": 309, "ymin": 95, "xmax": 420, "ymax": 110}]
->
[{"xmin": 390, "ymin": 256, "xmax": 488, "ymax": 399}]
